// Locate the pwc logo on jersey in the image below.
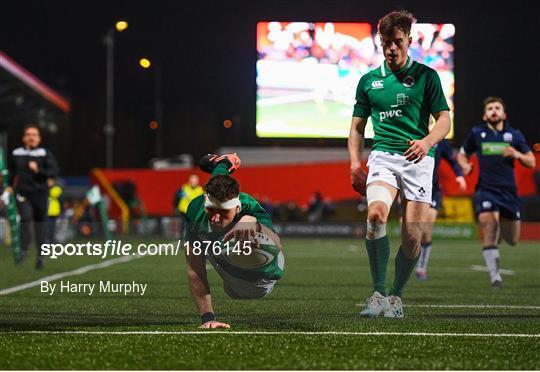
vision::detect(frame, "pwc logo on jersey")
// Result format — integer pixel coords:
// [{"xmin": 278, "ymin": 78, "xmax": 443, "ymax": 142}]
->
[
  {"xmin": 371, "ymin": 80, "xmax": 384, "ymax": 89},
  {"xmin": 379, "ymin": 109, "xmax": 403, "ymax": 122}
]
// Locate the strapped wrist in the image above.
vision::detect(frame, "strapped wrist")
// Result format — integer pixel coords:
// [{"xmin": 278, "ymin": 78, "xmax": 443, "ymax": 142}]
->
[{"xmin": 201, "ymin": 312, "xmax": 216, "ymax": 324}]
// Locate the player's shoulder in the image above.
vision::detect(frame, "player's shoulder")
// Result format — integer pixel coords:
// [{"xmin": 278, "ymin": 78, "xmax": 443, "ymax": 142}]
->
[
  {"xmin": 504, "ymin": 123, "xmax": 524, "ymax": 136},
  {"xmin": 411, "ymin": 61, "xmax": 438, "ymax": 77},
  {"xmin": 469, "ymin": 123, "xmax": 487, "ymax": 134},
  {"xmin": 239, "ymin": 192, "xmax": 258, "ymax": 205}
]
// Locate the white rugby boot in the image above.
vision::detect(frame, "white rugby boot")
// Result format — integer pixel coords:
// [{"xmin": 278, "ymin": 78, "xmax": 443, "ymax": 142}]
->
[
  {"xmin": 384, "ymin": 295, "xmax": 404, "ymax": 318},
  {"xmin": 359, "ymin": 291, "xmax": 389, "ymax": 318}
]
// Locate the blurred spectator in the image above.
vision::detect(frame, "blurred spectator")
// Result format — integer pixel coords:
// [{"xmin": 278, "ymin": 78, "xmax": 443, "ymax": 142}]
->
[
  {"xmin": 307, "ymin": 191, "xmax": 335, "ymax": 222},
  {"xmin": 260, "ymin": 196, "xmax": 275, "ymax": 218},
  {"xmin": 173, "ymin": 174, "xmax": 204, "ymax": 216},
  {"xmin": 46, "ymin": 178, "xmax": 63, "ymax": 244}
]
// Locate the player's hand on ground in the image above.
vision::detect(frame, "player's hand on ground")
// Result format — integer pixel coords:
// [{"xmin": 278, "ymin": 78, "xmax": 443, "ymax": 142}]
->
[
  {"xmin": 223, "ymin": 215, "xmax": 258, "ymax": 242},
  {"xmin": 502, "ymin": 146, "xmax": 520, "ymax": 160},
  {"xmin": 351, "ymin": 165, "xmax": 367, "ymax": 195},
  {"xmin": 199, "ymin": 321, "xmax": 231, "ymax": 329},
  {"xmin": 455, "ymin": 176, "xmax": 467, "ymax": 191},
  {"xmin": 404, "ymin": 139, "xmax": 431, "ymax": 163}
]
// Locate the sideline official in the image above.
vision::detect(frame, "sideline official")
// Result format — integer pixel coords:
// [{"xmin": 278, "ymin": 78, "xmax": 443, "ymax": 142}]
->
[{"xmin": 7, "ymin": 124, "xmax": 59, "ymax": 269}]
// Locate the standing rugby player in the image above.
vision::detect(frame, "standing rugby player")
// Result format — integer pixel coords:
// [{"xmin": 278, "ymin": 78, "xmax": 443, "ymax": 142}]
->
[
  {"xmin": 457, "ymin": 97, "xmax": 535, "ymax": 288},
  {"xmin": 349, "ymin": 10, "xmax": 451, "ymax": 317}
]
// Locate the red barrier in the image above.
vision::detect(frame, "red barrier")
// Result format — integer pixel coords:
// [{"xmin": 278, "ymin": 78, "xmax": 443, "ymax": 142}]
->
[{"xmin": 96, "ymin": 153, "xmax": 538, "ymax": 216}]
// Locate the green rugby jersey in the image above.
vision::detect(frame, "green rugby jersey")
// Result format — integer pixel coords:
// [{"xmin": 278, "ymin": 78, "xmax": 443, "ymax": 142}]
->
[
  {"xmin": 352, "ymin": 57, "xmax": 449, "ymax": 157},
  {"xmin": 184, "ymin": 192, "xmax": 281, "ymax": 281}
]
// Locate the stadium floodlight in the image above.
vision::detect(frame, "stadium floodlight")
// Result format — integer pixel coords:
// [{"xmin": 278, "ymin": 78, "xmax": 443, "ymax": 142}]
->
[
  {"xmin": 139, "ymin": 58, "xmax": 151, "ymax": 69},
  {"xmin": 103, "ymin": 20, "xmax": 128, "ymax": 168},
  {"xmin": 115, "ymin": 21, "xmax": 128, "ymax": 32}
]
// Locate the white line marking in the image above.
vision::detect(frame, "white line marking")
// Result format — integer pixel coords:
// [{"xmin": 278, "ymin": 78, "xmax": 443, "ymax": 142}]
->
[
  {"xmin": 0, "ymin": 255, "xmax": 142, "ymax": 296},
  {"xmin": 470, "ymin": 265, "xmax": 515, "ymax": 275},
  {"xmin": 355, "ymin": 304, "xmax": 540, "ymax": 310},
  {"xmin": 2, "ymin": 330, "xmax": 538, "ymax": 338}
]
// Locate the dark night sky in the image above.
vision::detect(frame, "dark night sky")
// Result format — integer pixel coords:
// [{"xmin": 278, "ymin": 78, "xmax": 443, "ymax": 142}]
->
[{"xmin": 1, "ymin": 0, "xmax": 538, "ymax": 175}]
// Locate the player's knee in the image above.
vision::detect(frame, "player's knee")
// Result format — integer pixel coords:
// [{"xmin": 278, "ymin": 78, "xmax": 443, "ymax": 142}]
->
[{"xmin": 367, "ymin": 208, "xmax": 387, "ymax": 225}]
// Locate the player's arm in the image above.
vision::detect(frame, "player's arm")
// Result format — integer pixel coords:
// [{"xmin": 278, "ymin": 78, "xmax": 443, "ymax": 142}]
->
[
  {"xmin": 184, "ymin": 249, "xmax": 229, "ymax": 329},
  {"xmin": 504, "ymin": 150, "xmax": 536, "ymax": 168},
  {"xmin": 503, "ymin": 130, "xmax": 536, "ymax": 168},
  {"xmin": 441, "ymin": 141, "xmax": 467, "ymax": 190},
  {"xmin": 348, "ymin": 116, "xmax": 368, "ymax": 195},
  {"xmin": 405, "ymin": 110, "xmax": 451, "ymax": 163},
  {"xmin": 457, "ymin": 129, "xmax": 477, "ymax": 175},
  {"xmin": 406, "ymin": 69, "xmax": 451, "ymax": 163}
]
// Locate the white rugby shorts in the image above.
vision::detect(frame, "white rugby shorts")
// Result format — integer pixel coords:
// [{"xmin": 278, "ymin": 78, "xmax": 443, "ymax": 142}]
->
[{"xmin": 366, "ymin": 150, "xmax": 434, "ymax": 204}]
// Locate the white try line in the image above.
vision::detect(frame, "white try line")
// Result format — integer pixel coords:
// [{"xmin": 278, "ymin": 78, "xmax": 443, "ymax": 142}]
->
[
  {"xmin": 353, "ymin": 304, "xmax": 540, "ymax": 310},
  {"xmin": 0, "ymin": 254, "xmax": 143, "ymax": 296},
  {"xmin": 3, "ymin": 330, "xmax": 539, "ymax": 338}
]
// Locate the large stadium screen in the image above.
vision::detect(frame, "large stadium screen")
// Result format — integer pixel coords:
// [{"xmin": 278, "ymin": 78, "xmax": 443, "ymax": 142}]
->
[{"xmin": 256, "ymin": 21, "xmax": 455, "ymax": 138}]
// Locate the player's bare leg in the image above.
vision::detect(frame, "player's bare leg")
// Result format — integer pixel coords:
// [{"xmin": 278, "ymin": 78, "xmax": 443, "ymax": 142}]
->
[
  {"xmin": 499, "ymin": 217, "xmax": 520, "ymax": 246},
  {"xmin": 416, "ymin": 207, "xmax": 437, "ymax": 280},
  {"xmin": 360, "ymin": 181, "xmax": 398, "ymax": 318},
  {"xmin": 478, "ymin": 211, "xmax": 503, "ymax": 288},
  {"xmin": 386, "ymin": 200, "xmax": 429, "ymax": 317}
]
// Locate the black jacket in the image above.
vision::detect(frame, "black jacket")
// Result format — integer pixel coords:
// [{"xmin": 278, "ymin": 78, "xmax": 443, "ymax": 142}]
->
[{"xmin": 8, "ymin": 146, "xmax": 59, "ymax": 195}]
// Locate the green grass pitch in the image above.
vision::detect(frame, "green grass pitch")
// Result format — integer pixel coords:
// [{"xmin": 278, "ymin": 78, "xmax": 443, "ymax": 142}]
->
[{"xmin": 1, "ymin": 237, "xmax": 539, "ymax": 369}]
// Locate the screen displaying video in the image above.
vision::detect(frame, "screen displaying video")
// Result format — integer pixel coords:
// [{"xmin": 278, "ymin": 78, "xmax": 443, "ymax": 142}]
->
[{"xmin": 256, "ymin": 22, "xmax": 455, "ymax": 138}]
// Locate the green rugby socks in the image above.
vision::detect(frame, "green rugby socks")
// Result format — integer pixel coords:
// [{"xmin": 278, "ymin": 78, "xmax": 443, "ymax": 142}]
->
[
  {"xmin": 365, "ymin": 235, "xmax": 390, "ymax": 295},
  {"xmin": 389, "ymin": 246, "xmax": 420, "ymax": 297}
]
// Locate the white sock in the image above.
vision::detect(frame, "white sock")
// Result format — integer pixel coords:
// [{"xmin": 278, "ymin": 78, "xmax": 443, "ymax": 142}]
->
[
  {"xmin": 483, "ymin": 246, "xmax": 502, "ymax": 283},
  {"xmin": 417, "ymin": 242, "xmax": 432, "ymax": 271}
]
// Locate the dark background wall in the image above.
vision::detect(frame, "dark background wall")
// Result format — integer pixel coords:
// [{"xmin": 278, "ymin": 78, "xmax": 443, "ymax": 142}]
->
[{"xmin": 0, "ymin": 0, "xmax": 537, "ymax": 174}]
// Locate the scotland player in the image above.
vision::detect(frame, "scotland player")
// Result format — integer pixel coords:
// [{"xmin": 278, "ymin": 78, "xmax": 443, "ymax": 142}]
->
[{"xmin": 457, "ymin": 97, "xmax": 535, "ymax": 288}]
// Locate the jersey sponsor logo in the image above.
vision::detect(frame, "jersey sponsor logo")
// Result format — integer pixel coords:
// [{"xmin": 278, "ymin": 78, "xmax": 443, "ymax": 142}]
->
[
  {"xmin": 503, "ymin": 132, "xmax": 513, "ymax": 142},
  {"xmin": 403, "ymin": 75, "xmax": 415, "ymax": 87},
  {"xmin": 371, "ymin": 172, "xmax": 380, "ymax": 177},
  {"xmin": 371, "ymin": 80, "xmax": 384, "ymax": 89},
  {"xmin": 379, "ymin": 109, "xmax": 402, "ymax": 122},
  {"xmin": 391, "ymin": 93, "xmax": 410, "ymax": 108}
]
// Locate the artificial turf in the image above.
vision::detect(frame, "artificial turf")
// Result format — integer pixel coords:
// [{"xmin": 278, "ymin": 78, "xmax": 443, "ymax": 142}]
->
[{"xmin": 1, "ymin": 237, "xmax": 539, "ymax": 369}]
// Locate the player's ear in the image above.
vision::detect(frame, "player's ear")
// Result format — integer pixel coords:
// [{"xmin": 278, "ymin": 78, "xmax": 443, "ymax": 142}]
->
[
  {"xmin": 482, "ymin": 113, "xmax": 487, "ymax": 122},
  {"xmin": 408, "ymin": 36, "xmax": 412, "ymax": 45}
]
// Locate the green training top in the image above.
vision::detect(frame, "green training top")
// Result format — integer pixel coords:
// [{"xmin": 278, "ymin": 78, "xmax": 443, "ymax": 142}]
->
[
  {"xmin": 352, "ymin": 57, "xmax": 450, "ymax": 157},
  {"xmin": 183, "ymin": 191, "xmax": 282, "ymax": 281}
]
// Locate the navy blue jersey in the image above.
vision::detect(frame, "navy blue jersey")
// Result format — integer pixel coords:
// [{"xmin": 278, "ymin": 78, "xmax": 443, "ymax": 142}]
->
[
  {"xmin": 433, "ymin": 139, "xmax": 462, "ymax": 189},
  {"xmin": 461, "ymin": 122, "xmax": 531, "ymax": 191}
]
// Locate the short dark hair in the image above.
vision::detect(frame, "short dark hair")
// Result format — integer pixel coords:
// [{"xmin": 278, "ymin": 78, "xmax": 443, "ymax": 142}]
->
[
  {"xmin": 378, "ymin": 10, "xmax": 416, "ymax": 38},
  {"xmin": 483, "ymin": 96, "xmax": 507, "ymax": 112},
  {"xmin": 204, "ymin": 175, "xmax": 240, "ymax": 202},
  {"xmin": 23, "ymin": 123, "xmax": 40, "ymax": 135}
]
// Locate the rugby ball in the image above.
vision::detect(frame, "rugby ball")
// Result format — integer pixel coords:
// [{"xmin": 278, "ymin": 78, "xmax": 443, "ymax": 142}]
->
[{"xmin": 220, "ymin": 232, "xmax": 282, "ymax": 270}]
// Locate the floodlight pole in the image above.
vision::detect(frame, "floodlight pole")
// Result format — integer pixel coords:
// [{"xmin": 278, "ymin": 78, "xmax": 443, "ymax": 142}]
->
[
  {"xmin": 154, "ymin": 63, "xmax": 163, "ymax": 158},
  {"xmin": 103, "ymin": 29, "xmax": 115, "ymax": 169}
]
